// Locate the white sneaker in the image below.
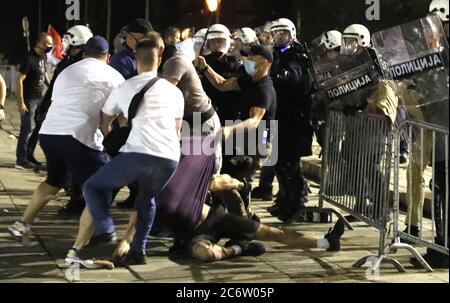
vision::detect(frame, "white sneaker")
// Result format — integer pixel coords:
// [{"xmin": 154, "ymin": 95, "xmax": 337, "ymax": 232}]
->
[
  {"xmin": 65, "ymin": 248, "xmax": 79, "ymax": 265},
  {"xmin": 65, "ymin": 248, "xmax": 102, "ymax": 269},
  {"xmin": 8, "ymin": 221, "xmax": 32, "ymax": 246}
]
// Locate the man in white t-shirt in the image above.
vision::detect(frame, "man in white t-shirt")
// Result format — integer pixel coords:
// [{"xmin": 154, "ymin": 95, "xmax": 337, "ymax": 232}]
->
[
  {"xmin": 72, "ymin": 36, "xmax": 184, "ymax": 264},
  {"xmin": 8, "ymin": 36, "xmax": 125, "ymax": 243}
]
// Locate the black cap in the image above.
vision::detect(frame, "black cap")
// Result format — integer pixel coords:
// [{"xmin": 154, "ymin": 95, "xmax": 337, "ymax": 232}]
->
[
  {"xmin": 126, "ymin": 18, "xmax": 153, "ymax": 34},
  {"xmin": 242, "ymin": 44, "xmax": 273, "ymax": 63}
]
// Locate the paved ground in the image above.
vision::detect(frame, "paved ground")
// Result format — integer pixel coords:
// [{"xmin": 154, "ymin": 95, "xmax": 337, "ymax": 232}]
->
[{"xmin": 0, "ymin": 98, "xmax": 448, "ymax": 283}]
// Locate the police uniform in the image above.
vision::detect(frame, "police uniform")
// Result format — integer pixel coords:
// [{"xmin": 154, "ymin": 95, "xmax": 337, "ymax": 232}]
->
[{"xmin": 270, "ymin": 41, "xmax": 314, "ymax": 222}]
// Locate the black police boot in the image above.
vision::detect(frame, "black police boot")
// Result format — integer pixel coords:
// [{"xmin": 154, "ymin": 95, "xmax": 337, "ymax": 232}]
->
[
  {"xmin": 277, "ymin": 201, "xmax": 306, "ymax": 224},
  {"xmin": 252, "ymin": 186, "xmax": 273, "ymax": 201}
]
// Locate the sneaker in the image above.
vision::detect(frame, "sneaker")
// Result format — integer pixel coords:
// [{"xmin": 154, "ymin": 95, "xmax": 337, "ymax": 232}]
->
[
  {"xmin": 324, "ymin": 219, "xmax": 345, "ymax": 252},
  {"xmin": 8, "ymin": 221, "xmax": 32, "ymax": 246},
  {"xmin": 117, "ymin": 250, "xmax": 147, "ymax": 266},
  {"xmin": 252, "ymin": 186, "xmax": 273, "ymax": 201},
  {"xmin": 225, "ymin": 240, "xmax": 266, "ymax": 257},
  {"xmin": 27, "ymin": 156, "xmax": 42, "ymax": 167},
  {"xmin": 65, "ymin": 248, "xmax": 80, "ymax": 265},
  {"xmin": 14, "ymin": 161, "xmax": 37, "ymax": 171},
  {"xmin": 86, "ymin": 232, "xmax": 118, "ymax": 249},
  {"xmin": 65, "ymin": 257, "xmax": 104, "ymax": 270}
]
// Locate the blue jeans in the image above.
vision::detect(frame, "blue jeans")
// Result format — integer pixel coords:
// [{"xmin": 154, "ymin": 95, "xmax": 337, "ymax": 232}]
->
[
  {"xmin": 16, "ymin": 98, "xmax": 42, "ymax": 163},
  {"xmin": 83, "ymin": 153, "xmax": 178, "ymax": 253}
]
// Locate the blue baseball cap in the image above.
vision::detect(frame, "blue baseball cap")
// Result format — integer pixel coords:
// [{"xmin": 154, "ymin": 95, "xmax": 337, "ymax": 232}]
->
[{"xmin": 85, "ymin": 35, "xmax": 109, "ymax": 55}]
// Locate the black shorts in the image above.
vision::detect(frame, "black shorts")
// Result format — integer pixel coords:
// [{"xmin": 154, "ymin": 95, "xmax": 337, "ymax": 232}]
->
[
  {"xmin": 39, "ymin": 135, "xmax": 108, "ymax": 188},
  {"xmin": 189, "ymin": 203, "xmax": 260, "ymax": 249}
]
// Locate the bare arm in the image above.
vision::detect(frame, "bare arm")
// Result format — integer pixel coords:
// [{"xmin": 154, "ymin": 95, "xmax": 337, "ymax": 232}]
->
[
  {"xmin": 223, "ymin": 107, "xmax": 266, "ymax": 139},
  {"xmin": 0, "ymin": 74, "xmax": 6, "ymax": 107},
  {"xmin": 44, "ymin": 72, "xmax": 51, "ymax": 86},
  {"xmin": 16, "ymin": 73, "xmax": 27, "ymax": 114},
  {"xmin": 167, "ymin": 78, "xmax": 180, "ymax": 87},
  {"xmin": 203, "ymin": 67, "xmax": 241, "ymax": 92},
  {"xmin": 100, "ymin": 112, "xmax": 118, "ymax": 136},
  {"xmin": 0, "ymin": 75, "xmax": 6, "ymax": 121},
  {"xmin": 175, "ymin": 118, "xmax": 183, "ymax": 139},
  {"xmin": 194, "ymin": 56, "xmax": 241, "ymax": 92}
]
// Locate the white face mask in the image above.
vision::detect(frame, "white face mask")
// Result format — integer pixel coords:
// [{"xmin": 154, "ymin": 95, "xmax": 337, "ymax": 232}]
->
[
  {"xmin": 176, "ymin": 38, "xmax": 196, "ymax": 62},
  {"xmin": 243, "ymin": 60, "xmax": 257, "ymax": 76}
]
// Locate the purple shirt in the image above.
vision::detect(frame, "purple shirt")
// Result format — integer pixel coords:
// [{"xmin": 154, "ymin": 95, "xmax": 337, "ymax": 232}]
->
[{"xmin": 155, "ymin": 136, "xmax": 216, "ymax": 239}]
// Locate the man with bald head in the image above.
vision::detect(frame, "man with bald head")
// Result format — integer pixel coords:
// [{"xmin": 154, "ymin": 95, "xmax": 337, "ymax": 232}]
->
[{"xmin": 15, "ymin": 32, "xmax": 53, "ymax": 170}]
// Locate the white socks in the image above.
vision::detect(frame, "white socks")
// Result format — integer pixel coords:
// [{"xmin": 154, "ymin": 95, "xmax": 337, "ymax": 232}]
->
[
  {"xmin": 231, "ymin": 245, "xmax": 243, "ymax": 256},
  {"xmin": 317, "ymin": 238, "xmax": 330, "ymax": 250}
]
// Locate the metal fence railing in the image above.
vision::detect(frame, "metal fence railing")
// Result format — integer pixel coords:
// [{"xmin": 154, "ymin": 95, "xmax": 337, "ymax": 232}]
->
[{"xmin": 387, "ymin": 120, "xmax": 449, "ymax": 272}]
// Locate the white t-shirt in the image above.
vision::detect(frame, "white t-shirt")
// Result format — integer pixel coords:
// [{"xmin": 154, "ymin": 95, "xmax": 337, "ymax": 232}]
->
[
  {"xmin": 40, "ymin": 58, "xmax": 125, "ymax": 150},
  {"xmin": 102, "ymin": 71, "xmax": 184, "ymax": 162}
]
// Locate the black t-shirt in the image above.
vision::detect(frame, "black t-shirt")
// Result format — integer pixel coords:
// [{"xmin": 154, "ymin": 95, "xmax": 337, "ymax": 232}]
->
[
  {"xmin": 232, "ymin": 75, "xmax": 277, "ymax": 151},
  {"xmin": 19, "ymin": 50, "xmax": 47, "ymax": 100},
  {"xmin": 238, "ymin": 75, "xmax": 277, "ymax": 123}
]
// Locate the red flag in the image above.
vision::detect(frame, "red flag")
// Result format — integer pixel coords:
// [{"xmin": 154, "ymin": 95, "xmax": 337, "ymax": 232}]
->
[{"xmin": 47, "ymin": 24, "xmax": 64, "ymax": 60}]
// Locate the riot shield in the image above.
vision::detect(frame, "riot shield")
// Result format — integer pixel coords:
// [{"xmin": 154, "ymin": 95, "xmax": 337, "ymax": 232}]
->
[
  {"xmin": 318, "ymin": 46, "xmax": 383, "ymax": 112},
  {"xmin": 372, "ymin": 15, "xmax": 449, "ymax": 129},
  {"xmin": 309, "ymin": 40, "xmax": 385, "ymax": 147},
  {"xmin": 309, "ymin": 37, "xmax": 341, "ymax": 86}
]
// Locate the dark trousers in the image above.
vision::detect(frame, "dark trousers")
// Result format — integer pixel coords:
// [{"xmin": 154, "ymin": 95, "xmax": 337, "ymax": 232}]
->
[{"xmin": 16, "ymin": 98, "xmax": 42, "ymax": 163}]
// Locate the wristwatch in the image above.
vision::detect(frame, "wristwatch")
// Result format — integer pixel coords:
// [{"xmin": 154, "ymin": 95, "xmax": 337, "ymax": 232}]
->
[{"xmin": 0, "ymin": 105, "xmax": 4, "ymax": 110}]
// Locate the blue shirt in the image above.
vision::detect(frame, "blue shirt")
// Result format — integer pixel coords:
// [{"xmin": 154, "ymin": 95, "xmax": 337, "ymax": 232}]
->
[{"xmin": 109, "ymin": 46, "xmax": 137, "ymax": 80}]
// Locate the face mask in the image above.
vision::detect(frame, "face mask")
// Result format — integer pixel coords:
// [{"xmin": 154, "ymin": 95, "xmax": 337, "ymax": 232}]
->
[
  {"xmin": 243, "ymin": 60, "xmax": 257, "ymax": 76},
  {"xmin": 39, "ymin": 45, "xmax": 53, "ymax": 53},
  {"xmin": 176, "ymin": 38, "xmax": 196, "ymax": 62}
]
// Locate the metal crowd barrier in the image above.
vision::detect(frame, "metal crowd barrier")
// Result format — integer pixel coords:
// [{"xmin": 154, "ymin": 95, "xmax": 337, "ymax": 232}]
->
[
  {"xmin": 298, "ymin": 110, "xmax": 405, "ymax": 273},
  {"xmin": 0, "ymin": 65, "xmax": 18, "ymax": 97},
  {"xmin": 387, "ymin": 120, "xmax": 449, "ymax": 272}
]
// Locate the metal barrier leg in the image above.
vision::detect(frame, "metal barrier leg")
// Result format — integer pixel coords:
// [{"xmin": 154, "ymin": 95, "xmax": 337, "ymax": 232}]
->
[
  {"xmin": 352, "ymin": 254, "xmax": 407, "ymax": 273},
  {"xmin": 388, "ymin": 242, "xmax": 434, "ymax": 272}
]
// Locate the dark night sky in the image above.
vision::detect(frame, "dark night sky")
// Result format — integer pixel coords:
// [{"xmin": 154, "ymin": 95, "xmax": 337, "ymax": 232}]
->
[{"xmin": 0, "ymin": 0, "xmax": 431, "ymax": 63}]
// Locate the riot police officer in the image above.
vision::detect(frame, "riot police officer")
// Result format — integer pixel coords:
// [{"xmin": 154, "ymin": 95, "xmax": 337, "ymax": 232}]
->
[
  {"xmin": 201, "ymin": 24, "xmax": 243, "ymax": 125},
  {"xmin": 410, "ymin": 0, "xmax": 450, "ymax": 269},
  {"xmin": 310, "ymin": 30, "xmax": 342, "ymax": 150},
  {"xmin": 268, "ymin": 18, "xmax": 314, "ymax": 223}
]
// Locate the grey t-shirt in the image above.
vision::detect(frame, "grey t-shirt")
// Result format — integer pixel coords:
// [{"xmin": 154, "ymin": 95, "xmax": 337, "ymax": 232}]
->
[{"xmin": 163, "ymin": 54, "xmax": 212, "ymax": 117}]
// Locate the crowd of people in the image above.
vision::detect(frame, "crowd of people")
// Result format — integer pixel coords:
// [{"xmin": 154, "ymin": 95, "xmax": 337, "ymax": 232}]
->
[{"xmin": 1, "ymin": 0, "xmax": 448, "ymax": 270}]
